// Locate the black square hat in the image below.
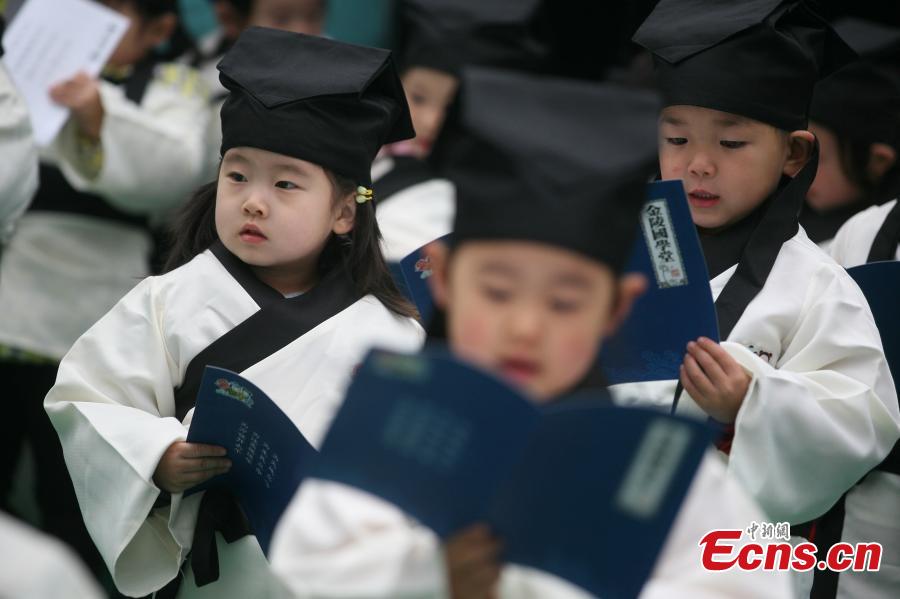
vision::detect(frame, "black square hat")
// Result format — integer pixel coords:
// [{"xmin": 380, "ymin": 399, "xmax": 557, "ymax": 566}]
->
[
  {"xmin": 397, "ymin": 0, "xmax": 550, "ymax": 76},
  {"xmin": 217, "ymin": 27, "xmax": 415, "ymax": 186},
  {"xmin": 810, "ymin": 61, "xmax": 900, "ymax": 148},
  {"xmin": 438, "ymin": 67, "xmax": 660, "ymax": 272},
  {"xmin": 632, "ymin": 0, "xmax": 856, "ymax": 130}
]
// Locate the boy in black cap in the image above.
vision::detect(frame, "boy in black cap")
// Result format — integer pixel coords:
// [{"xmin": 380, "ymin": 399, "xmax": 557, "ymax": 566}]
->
[
  {"xmin": 629, "ymin": 1, "xmax": 900, "ymax": 595},
  {"xmin": 44, "ymin": 28, "xmax": 424, "ymax": 598},
  {"xmin": 269, "ymin": 67, "xmax": 792, "ymax": 598}
]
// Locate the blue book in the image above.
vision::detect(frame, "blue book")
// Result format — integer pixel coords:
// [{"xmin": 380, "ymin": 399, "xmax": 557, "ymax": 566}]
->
[
  {"xmin": 600, "ymin": 179, "xmax": 718, "ymax": 384},
  {"xmin": 185, "ymin": 366, "xmax": 317, "ymax": 554},
  {"xmin": 397, "ymin": 233, "xmax": 452, "ymax": 325},
  {"xmin": 312, "ymin": 347, "xmax": 715, "ymax": 599},
  {"xmin": 848, "ymin": 262, "xmax": 900, "ymax": 382}
]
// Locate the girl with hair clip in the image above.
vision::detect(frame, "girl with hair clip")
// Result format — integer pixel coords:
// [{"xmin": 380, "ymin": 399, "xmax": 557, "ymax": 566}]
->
[{"xmin": 44, "ymin": 27, "xmax": 423, "ymax": 599}]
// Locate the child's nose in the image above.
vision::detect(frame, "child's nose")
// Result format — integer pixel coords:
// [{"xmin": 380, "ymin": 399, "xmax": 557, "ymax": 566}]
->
[
  {"xmin": 688, "ymin": 152, "xmax": 716, "ymax": 178},
  {"xmin": 242, "ymin": 192, "xmax": 268, "ymax": 217},
  {"xmin": 508, "ymin": 304, "xmax": 542, "ymax": 341}
]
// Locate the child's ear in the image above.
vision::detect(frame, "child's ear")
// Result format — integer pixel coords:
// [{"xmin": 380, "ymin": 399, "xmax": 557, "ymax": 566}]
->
[
  {"xmin": 867, "ymin": 142, "xmax": 897, "ymax": 181},
  {"xmin": 783, "ymin": 130, "xmax": 816, "ymax": 177},
  {"xmin": 147, "ymin": 14, "xmax": 178, "ymax": 48},
  {"xmin": 331, "ymin": 192, "xmax": 357, "ymax": 235},
  {"xmin": 422, "ymin": 241, "xmax": 450, "ymax": 309},
  {"xmin": 603, "ymin": 273, "xmax": 647, "ymax": 338}
]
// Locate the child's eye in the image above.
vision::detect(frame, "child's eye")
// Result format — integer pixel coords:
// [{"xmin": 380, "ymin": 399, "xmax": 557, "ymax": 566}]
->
[
  {"xmin": 549, "ymin": 298, "xmax": 581, "ymax": 314},
  {"xmin": 481, "ymin": 285, "xmax": 512, "ymax": 303},
  {"xmin": 227, "ymin": 172, "xmax": 247, "ymax": 182},
  {"xmin": 411, "ymin": 93, "xmax": 427, "ymax": 105},
  {"xmin": 275, "ymin": 180, "xmax": 299, "ymax": 190},
  {"xmin": 720, "ymin": 140, "xmax": 746, "ymax": 149},
  {"xmin": 665, "ymin": 137, "xmax": 687, "ymax": 146}
]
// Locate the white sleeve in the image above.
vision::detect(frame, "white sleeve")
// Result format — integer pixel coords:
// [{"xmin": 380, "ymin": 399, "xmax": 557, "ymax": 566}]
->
[
  {"xmin": 0, "ymin": 62, "xmax": 38, "ymax": 242},
  {"xmin": 270, "ymin": 479, "xmax": 448, "ymax": 598},
  {"xmin": 0, "ymin": 513, "xmax": 106, "ymax": 599},
  {"xmin": 50, "ymin": 64, "xmax": 210, "ymax": 217},
  {"xmin": 44, "ymin": 276, "xmax": 199, "ymax": 597},
  {"xmin": 721, "ymin": 264, "xmax": 900, "ymax": 524}
]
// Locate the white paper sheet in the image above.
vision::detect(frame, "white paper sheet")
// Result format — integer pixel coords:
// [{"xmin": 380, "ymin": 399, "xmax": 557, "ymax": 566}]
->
[{"xmin": 2, "ymin": 0, "xmax": 128, "ymax": 145}]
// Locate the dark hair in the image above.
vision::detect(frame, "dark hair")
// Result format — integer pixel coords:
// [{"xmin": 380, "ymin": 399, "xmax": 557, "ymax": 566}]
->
[
  {"xmin": 836, "ymin": 136, "xmax": 900, "ymax": 207},
  {"xmin": 163, "ymin": 168, "xmax": 418, "ymax": 320},
  {"xmin": 126, "ymin": 0, "xmax": 197, "ymax": 61}
]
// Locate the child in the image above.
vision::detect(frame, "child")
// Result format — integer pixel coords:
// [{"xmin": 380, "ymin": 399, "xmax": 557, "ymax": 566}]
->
[
  {"xmin": 376, "ymin": 0, "xmax": 554, "ymax": 263},
  {"xmin": 44, "ymin": 27, "xmax": 424, "ymax": 598},
  {"xmin": 268, "ymin": 66, "xmax": 793, "ymax": 598},
  {"xmin": 0, "ymin": 12, "xmax": 38, "ymax": 245},
  {"xmin": 629, "ymin": 1, "xmax": 900, "ymax": 596},
  {"xmin": 0, "ymin": 0, "xmax": 209, "ymax": 582},
  {"xmin": 371, "ymin": 0, "xmax": 459, "ymax": 262},
  {"xmin": 800, "ymin": 59, "xmax": 900, "ymax": 248}
]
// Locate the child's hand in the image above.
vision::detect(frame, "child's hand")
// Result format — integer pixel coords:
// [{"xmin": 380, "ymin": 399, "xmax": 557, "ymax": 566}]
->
[
  {"xmin": 49, "ymin": 72, "xmax": 104, "ymax": 141},
  {"xmin": 444, "ymin": 524, "xmax": 502, "ymax": 599},
  {"xmin": 680, "ymin": 337, "xmax": 751, "ymax": 424},
  {"xmin": 152, "ymin": 442, "xmax": 231, "ymax": 494}
]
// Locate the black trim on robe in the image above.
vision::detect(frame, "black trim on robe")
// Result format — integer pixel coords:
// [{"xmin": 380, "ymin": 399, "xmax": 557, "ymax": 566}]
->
[{"xmin": 866, "ymin": 199, "xmax": 900, "ymax": 262}]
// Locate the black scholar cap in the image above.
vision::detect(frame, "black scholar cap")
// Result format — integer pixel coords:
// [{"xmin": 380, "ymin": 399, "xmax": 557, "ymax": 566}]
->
[
  {"xmin": 632, "ymin": 0, "xmax": 856, "ymax": 131},
  {"xmin": 218, "ymin": 27, "xmax": 415, "ymax": 186},
  {"xmin": 441, "ymin": 67, "xmax": 660, "ymax": 273}
]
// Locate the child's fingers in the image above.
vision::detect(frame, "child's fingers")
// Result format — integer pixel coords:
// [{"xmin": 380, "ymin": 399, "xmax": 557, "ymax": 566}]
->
[
  {"xmin": 683, "ymin": 354, "xmax": 716, "ymax": 398},
  {"xmin": 180, "ymin": 466, "xmax": 230, "ymax": 487},
  {"xmin": 181, "ymin": 443, "xmax": 228, "ymax": 459},
  {"xmin": 697, "ymin": 337, "xmax": 742, "ymax": 373},
  {"xmin": 453, "ymin": 564, "xmax": 501, "ymax": 599},
  {"xmin": 687, "ymin": 341, "xmax": 728, "ymax": 384},
  {"xmin": 181, "ymin": 457, "xmax": 232, "ymax": 474}
]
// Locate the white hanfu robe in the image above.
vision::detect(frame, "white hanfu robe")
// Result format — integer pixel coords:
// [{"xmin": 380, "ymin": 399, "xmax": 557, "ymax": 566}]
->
[
  {"xmin": 822, "ymin": 198, "xmax": 900, "ymax": 599},
  {"xmin": 372, "ymin": 155, "xmax": 455, "ymax": 263},
  {"xmin": 829, "ymin": 199, "xmax": 900, "ymax": 265},
  {"xmin": 0, "ymin": 511, "xmax": 105, "ymax": 599},
  {"xmin": 0, "ymin": 62, "xmax": 38, "ymax": 243},
  {"xmin": 610, "ymin": 228, "xmax": 900, "ymax": 598},
  {"xmin": 268, "ymin": 451, "xmax": 793, "ymax": 598},
  {"xmin": 44, "ymin": 248, "xmax": 425, "ymax": 598},
  {"xmin": 0, "ymin": 62, "xmax": 210, "ymax": 361}
]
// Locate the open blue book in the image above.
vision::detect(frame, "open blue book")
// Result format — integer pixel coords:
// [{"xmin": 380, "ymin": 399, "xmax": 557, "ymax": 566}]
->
[
  {"xmin": 848, "ymin": 262, "xmax": 900, "ymax": 381},
  {"xmin": 600, "ymin": 179, "xmax": 718, "ymax": 383},
  {"xmin": 395, "ymin": 181, "xmax": 718, "ymax": 384},
  {"xmin": 312, "ymin": 347, "xmax": 716, "ymax": 599},
  {"xmin": 185, "ymin": 366, "xmax": 317, "ymax": 553}
]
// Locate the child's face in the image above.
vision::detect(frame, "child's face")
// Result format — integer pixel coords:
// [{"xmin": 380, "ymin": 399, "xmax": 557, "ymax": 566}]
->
[
  {"xmin": 659, "ymin": 105, "xmax": 792, "ymax": 230},
  {"xmin": 215, "ymin": 147, "xmax": 355, "ymax": 292},
  {"xmin": 250, "ymin": 0, "xmax": 325, "ymax": 36},
  {"xmin": 806, "ymin": 122, "xmax": 863, "ymax": 211},
  {"xmin": 101, "ymin": 1, "xmax": 174, "ymax": 68},
  {"xmin": 401, "ymin": 67, "xmax": 459, "ymax": 157},
  {"xmin": 426, "ymin": 241, "xmax": 643, "ymax": 402}
]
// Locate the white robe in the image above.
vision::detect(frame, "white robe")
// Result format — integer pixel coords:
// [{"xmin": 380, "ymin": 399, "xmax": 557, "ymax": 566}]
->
[
  {"xmin": 829, "ymin": 199, "xmax": 900, "ymax": 265},
  {"xmin": 44, "ymin": 249, "xmax": 425, "ymax": 598},
  {"xmin": 825, "ymin": 199, "xmax": 900, "ymax": 599},
  {"xmin": 0, "ymin": 62, "xmax": 210, "ymax": 360},
  {"xmin": 269, "ymin": 451, "xmax": 793, "ymax": 598},
  {"xmin": 0, "ymin": 511, "xmax": 105, "ymax": 599},
  {"xmin": 372, "ymin": 156, "xmax": 455, "ymax": 263},
  {"xmin": 0, "ymin": 61, "xmax": 38, "ymax": 243},
  {"xmin": 610, "ymin": 228, "xmax": 900, "ymax": 597}
]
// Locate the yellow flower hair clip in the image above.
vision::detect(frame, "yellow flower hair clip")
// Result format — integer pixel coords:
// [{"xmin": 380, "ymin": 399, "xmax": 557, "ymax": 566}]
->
[{"xmin": 355, "ymin": 186, "xmax": 374, "ymax": 204}]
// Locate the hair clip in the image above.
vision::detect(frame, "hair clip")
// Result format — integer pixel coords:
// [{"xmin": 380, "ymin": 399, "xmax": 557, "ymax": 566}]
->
[{"xmin": 355, "ymin": 186, "xmax": 374, "ymax": 204}]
